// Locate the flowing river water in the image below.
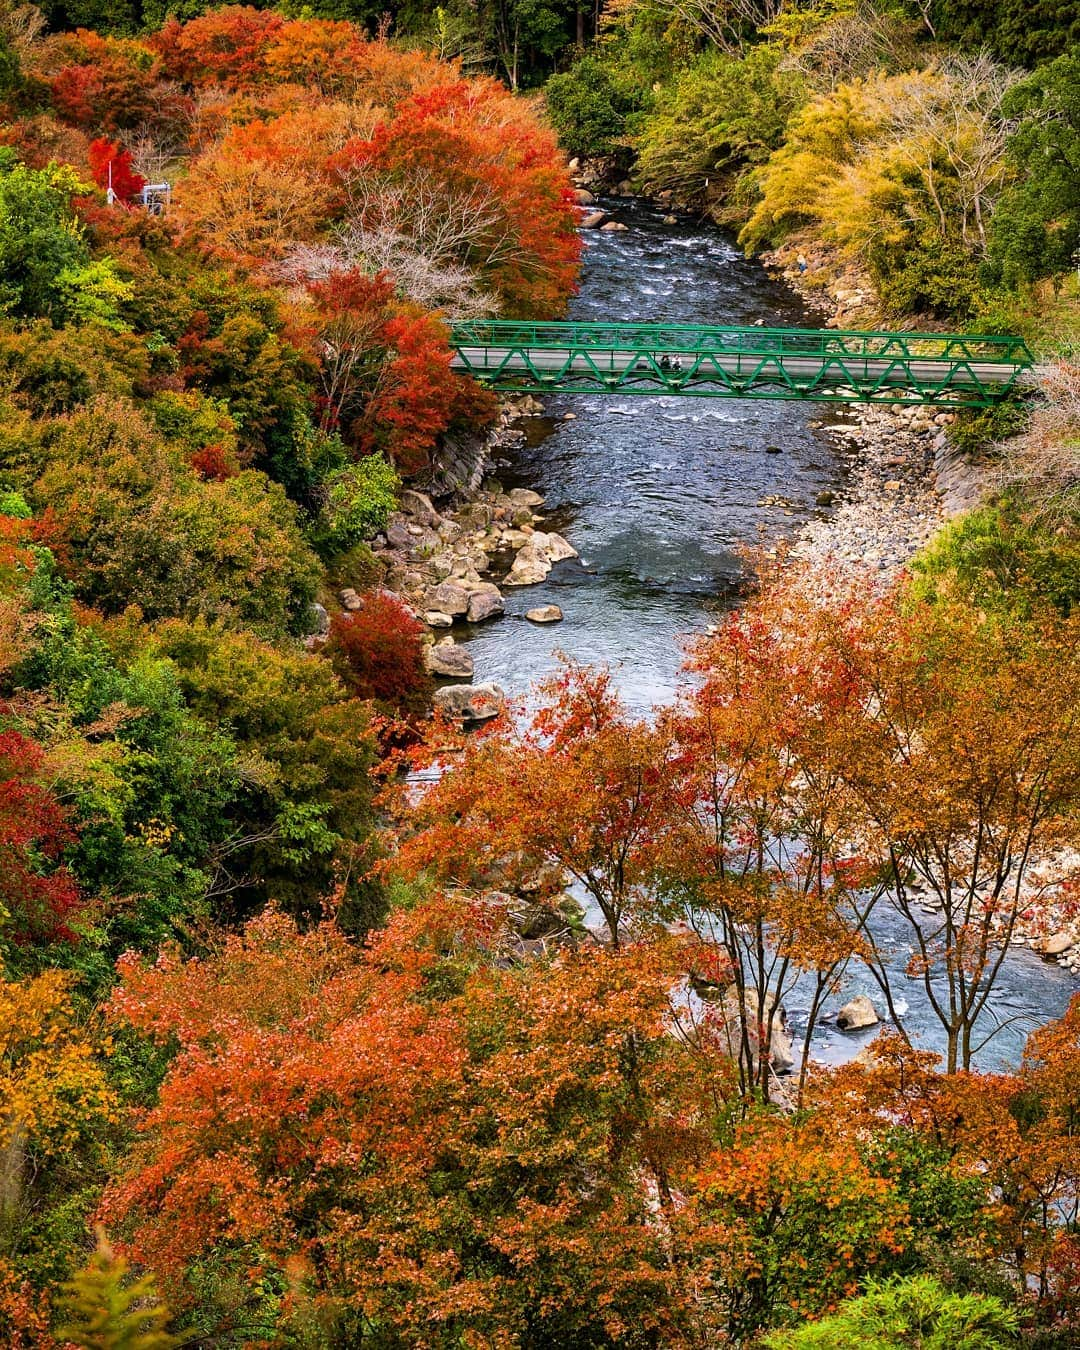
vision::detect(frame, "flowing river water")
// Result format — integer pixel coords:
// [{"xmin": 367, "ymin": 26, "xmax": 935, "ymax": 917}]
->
[{"xmin": 457, "ymin": 198, "xmax": 1074, "ymax": 1068}]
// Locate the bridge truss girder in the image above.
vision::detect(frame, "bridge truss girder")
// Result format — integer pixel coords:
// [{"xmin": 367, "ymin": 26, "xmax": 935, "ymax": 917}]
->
[{"xmin": 448, "ymin": 322, "xmax": 1033, "ymax": 407}]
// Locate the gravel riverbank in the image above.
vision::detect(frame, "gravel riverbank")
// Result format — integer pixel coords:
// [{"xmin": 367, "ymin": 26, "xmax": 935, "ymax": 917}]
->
[{"xmin": 761, "ymin": 244, "xmax": 991, "ymax": 578}]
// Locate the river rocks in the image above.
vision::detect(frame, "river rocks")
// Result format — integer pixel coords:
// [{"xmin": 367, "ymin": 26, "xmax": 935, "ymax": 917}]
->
[
  {"xmin": 1040, "ymin": 931, "xmax": 1074, "ymax": 957},
  {"xmin": 509, "ymin": 899, "xmax": 571, "ymax": 941},
  {"xmin": 764, "ymin": 444, "xmax": 783, "ymax": 454},
  {"xmin": 581, "ymin": 210, "xmax": 607, "ymax": 229},
  {"xmin": 534, "ymin": 530, "xmax": 578, "ymax": 563},
  {"xmin": 434, "ymin": 682, "xmax": 506, "ymax": 722},
  {"xmin": 363, "ymin": 413, "xmax": 580, "ymax": 709},
  {"xmin": 714, "ymin": 987, "xmax": 795, "ymax": 1075},
  {"xmin": 663, "ymin": 214, "xmax": 678, "ymax": 225},
  {"xmin": 836, "ymin": 994, "xmax": 879, "ymax": 1031},
  {"xmin": 398, "ymin": 488, "xmax": 441, "ymax": 527},
  {"xmin": 572, "ymin": 187, "xmax": 595, "ymax": 205},
  {"xmin": 527, "ymin": 605, "xmax": 563, "ymax": 623},
  {"xmin": 386, "ymin": 519, "xmax": 412, "ymax": 548},
  {"xmin": 425, "ymin": 579, "xmax": 471, "ymax": 616},
  {"xmin": 466, "ymin": 584, "xmax": 505, "ymax": 623},
  {"xmin": 425, "ymin": 640, "xmax": 475, "ymax": 680},
  {"xmin": 340, "ymin": 587, "xmax": 363, "ymax": 611},
  {"xmin": 508, "ymin": 487, "xmax": 545, "ymax": 509},
  {"xmin": 504, "ymin": 541, "xmax": 554, "ymax": 586},
  {"xmin": 815, "ymin": 490, "xmax": 835, "ymax": 507},
  {"xmin": 601, "ymin": 220, "xmax": 629, "ymax": 232}
]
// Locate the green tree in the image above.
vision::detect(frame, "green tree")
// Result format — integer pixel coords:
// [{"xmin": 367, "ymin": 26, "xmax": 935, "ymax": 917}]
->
[
  {"xmin": 31, "ymin": 398, "xmax": 320, "ymax": 637},
  {"xmin": 544, "ymin": 54, "xmax": 643, "ymax": 159},
  {"xmin": 152, "ymin": 619, "xmax": 383, "ymax": 931},
  {"xmin": 929, "ymin": 0, "xmax": 1080, "ymax": 66},
  {"xmin": 636, "ymin": 46, "xmax": 799, "ymax": 211},
  {"xmin": 55, "ymin": 1228, "xmax": 181, "ymax": 1350},
  {"xmin": 0, "ymin": 29, "xmax": 20, "ymax": 99},
  {"xmin": 0, "ymin": 155, "xmax": 88, "ymax": 324},
  {"xmin": 762, "ymin": 1275, "xmax": 1018, "ymax": 1348},
  {"xmin": 986, "ymin": 52, "xmax": 1080, "ymax": 289}
]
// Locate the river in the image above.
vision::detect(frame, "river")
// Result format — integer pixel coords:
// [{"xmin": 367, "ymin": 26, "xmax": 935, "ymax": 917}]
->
[{"xmin": 457, "ymin": 197, "xmax": 1075, "ymax": 1069}]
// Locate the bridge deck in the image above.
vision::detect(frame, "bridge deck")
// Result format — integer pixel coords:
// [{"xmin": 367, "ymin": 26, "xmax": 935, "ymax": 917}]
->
[{"xmin": 449, "ymin": 322, "xmax": 1033, "ymax": 406}]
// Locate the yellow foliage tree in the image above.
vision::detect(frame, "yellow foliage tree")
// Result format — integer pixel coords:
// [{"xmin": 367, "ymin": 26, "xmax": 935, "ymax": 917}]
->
[{"xmin": 0, "ymin": 971, "xmax": 117, "ymax": 1234}]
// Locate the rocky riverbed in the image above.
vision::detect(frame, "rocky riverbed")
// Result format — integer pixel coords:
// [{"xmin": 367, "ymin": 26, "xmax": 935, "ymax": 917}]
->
[
  {"xmin": 352, "ymin": 401, "xmax": 580, "ymax": 722},
  {"xmin": 761, "ymin": 243, "xmax": 992, "ymax": 577}
]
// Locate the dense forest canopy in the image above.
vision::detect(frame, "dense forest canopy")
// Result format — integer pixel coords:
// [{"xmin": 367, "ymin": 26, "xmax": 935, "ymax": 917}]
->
[{"xmin": 0, "ymin": 0, "xmax": 1079, "ymax": 1346}]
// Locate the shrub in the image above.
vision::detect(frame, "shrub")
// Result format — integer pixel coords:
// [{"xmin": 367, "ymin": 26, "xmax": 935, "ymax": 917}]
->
[
  {"xmin": 319, "ymin": 454, "xmax": 400, "ymax": 555},
  {"xmin": 0, "ymin": 491, "xmax": 31, "ymax": 519},
  {"xmin": 911, "ymin": 499, "xmax": 1080, "ymax": 618},
  {"xmin": 544, "ymin": 55, "xmax": 642, "ymax": 160},
  {"xmin": 762, "ymin": 1274, "xmax": 1018, "ymax": 1347},
  {"xmin": 874, "ymin": 239, "xmax": 981, "ymax": 321},
  {"xmin": 327, "ymin": 592, "xmax": 432, "ymax": 714},
  {"xmin": 947, "ymin": 401, "xmax": 1031, "ymax": 460}
]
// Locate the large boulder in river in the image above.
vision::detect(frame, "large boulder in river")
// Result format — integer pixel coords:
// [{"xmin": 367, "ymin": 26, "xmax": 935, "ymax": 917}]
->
[
  {"xmin": 505, "ymin": 541, "xmax": 552, "ymax": 586},
  {"xmin": 424, "ymin": 641, "xmax": 474, "ymax": 680},
  {"xmin": 580, "ymin": 210, "xmax": 607, "ymax": 229},
  {"xmin": 534, "ymin": 531, "xmax": 578, "ymax": 563},
  {"xmin": 425, "ymin": 580, "xmax": 470, "ymax": 617},
  {"xmin": 465, "ymin": 583, "xmax": 505, "ymax": 623},
  {"xmin": 836, "ymin": 994, "xmax": 879, "ymax": 1031},
  {"xmin": 527, "ymin": 605, "xmax": 563, "ymax": 623},
  {"xmin": 434, "ymin": 682, "xmax": 506, "ymax": 722}
]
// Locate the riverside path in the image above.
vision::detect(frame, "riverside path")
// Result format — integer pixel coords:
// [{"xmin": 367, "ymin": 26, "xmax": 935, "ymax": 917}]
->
[{"xmin": 449, "ymin": 321, "xmax": 1033, "ymax": 406}]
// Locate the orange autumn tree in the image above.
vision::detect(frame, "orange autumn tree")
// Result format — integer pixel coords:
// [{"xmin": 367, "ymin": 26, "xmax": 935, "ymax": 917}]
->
[
  {"xmin": 390, "ymin": 663, "xmax": 681, "ymax": 948},
  {"xmin": 329, "ymin": 78, "xmax": 580, "ymax": 317},
  {"xmin": 100, "ymin": 903, "xmax": 748, "ymax": 1346},
  {"xmin": 816, "ymin": 588, "xmax": 1080, "ymax": 1073},
  {"xmin": 661, "ymin": 576, "xmax": 878, "ymax": 1101},
  {"xmin": 676, "ymin": 567, "xmax": 1080, "ymax": 1079}
]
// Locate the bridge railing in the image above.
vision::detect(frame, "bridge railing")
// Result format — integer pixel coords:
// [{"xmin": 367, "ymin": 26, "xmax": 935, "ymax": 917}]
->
[{"xmin": 448, "ymin": 320, "xmax": 1033, "ymax": 366}]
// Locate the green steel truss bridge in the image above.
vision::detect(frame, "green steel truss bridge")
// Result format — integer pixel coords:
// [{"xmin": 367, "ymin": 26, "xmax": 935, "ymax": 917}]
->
[{"xmin": 448, "ymin": 321, "xmax": 1033, "ymax": 407}]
